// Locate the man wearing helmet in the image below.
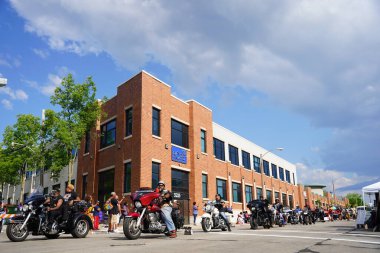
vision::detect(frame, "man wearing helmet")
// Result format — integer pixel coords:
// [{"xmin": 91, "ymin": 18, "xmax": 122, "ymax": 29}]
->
[
  {"xmin": 155, "ymin": 181, "xmax": 177, "ymax": 238},
  {"xmin": 213, "ymin": 194, "xmax": 232, "ymax": 232}
]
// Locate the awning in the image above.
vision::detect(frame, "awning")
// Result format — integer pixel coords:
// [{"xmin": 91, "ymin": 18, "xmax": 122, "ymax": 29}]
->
[{"xmin": 362, "ymin": 181, "xmax": 380, "ymax": 194}]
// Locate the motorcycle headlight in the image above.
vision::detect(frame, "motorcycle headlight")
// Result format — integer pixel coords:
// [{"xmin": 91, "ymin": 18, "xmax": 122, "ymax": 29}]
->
[
  {"xmin": 205, "ymin": 205, "xmax": 212, "ymax": 212},
  {"xmin": 134, "ymin": 201, "xmax": 142, "ymax": 208},
  {"xmin": 251, "ymin": 207, "xmax": 256, "ymax": 211},
  {"xmin": 22, "ymin": 204, "xmax": 29, "ymax": 212}
]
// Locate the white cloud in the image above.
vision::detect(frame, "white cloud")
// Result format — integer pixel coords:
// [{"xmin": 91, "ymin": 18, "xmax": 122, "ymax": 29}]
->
[
  {"xmin": 10, "ymin": 0, "xmax": 380, "ymax": 177},
  {"xmin": 26, "ymin": 66, "xmax": 69, "ymax": 96},
  {"xmin": 32, "ymin": 48, "xmax": 49, "ymax": 59},
  {"xmin": 1, "ymin": 99, "xmax": 13, "ymax": 110},
  {"xmin": 0, "ymin": 87, "xmax": 28, "ymax": 101}
]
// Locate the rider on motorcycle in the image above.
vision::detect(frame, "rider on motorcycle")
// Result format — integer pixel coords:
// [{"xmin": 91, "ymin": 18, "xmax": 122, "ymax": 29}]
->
[
  {"xmin": 213, "ymin": 194, "xmax": 231, "ymax": 232},
  {"xmin": 61, "ymin": 184, "xmax": 80, "ymax": 226},
  {"xmin": 155, "ymin": 181, "xmax": 177, "ymax": 238},
  {"xmin": 46, "ymin": 189, "xmax": 64, "ymax": 226}
]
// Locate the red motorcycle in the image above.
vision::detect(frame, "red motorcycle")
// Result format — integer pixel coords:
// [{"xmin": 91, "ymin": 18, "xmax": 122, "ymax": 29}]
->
[{"xmin": 123, "ymin": 189, "xmax": 167, "ymax": 240}]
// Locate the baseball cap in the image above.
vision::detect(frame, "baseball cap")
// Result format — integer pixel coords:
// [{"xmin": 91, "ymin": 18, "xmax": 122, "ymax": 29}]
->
[{"xmin": 158, "ymin": 181, "xmax": 165, "ymax": 186}]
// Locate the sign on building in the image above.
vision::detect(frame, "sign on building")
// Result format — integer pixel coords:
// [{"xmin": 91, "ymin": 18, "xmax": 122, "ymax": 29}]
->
[{"xmin": 172, "ymin": 146, "xmax": 187, "ymax": 164}]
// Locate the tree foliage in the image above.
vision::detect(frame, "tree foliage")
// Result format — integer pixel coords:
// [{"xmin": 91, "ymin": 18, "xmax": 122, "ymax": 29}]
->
[
  {"xmin": 46, "ymin": 74, "xmax": 101, "ymax": 180},
  {"xmin": 346, "ymin": 193, "xmax": 363, "ymax": 207}
]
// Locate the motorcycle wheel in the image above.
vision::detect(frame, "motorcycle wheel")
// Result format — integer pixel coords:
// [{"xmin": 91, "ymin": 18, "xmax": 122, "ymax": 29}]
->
[
  {"xmin": 71, "ymin": 219, "xmax": 90, "ymax": 238},
  {"xmin": 44, "ymin": 233, "xmax": 60, "ymax": 239},
  {"xmin": 201, "ymin": 218, "xmax": 212, "ymax": 232},
  {"xmin": 6, "ymin": 223, "xmax": 29, "ymax": 242},
  {"xmin": 123, "ymin": 217, "xmax": 142, "ymax": 240},
  {"xmin": 250, "ymin": 217, "xmax": 258, "ymax": 230}
]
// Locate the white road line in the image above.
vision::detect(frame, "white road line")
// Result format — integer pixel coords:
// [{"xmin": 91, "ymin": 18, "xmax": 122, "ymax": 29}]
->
[
  {"xmin": 217, "ymin": 232, "xmax": 380, "ymax": 245},
  {"xmin": 257, "ymin": 229, "xmax": 380, "ymax": 238}
]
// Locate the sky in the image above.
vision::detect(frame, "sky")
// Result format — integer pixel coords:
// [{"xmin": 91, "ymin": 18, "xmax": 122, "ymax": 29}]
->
[{"xmin": 1, "ymin": 0, "xmax": 379, "ymax": 195}]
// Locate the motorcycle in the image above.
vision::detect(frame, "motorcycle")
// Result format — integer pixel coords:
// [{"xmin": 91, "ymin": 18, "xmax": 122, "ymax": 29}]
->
[
  {"xmin": 300, "ymin": 209, "xmax": 313, "ymax": 225},
  {"xmin": 6, "ymin": 192, "xmax": 92, "ymax": 242},
  {"xmin": 273, "ymin": 208, "xmax": 285, "ymax": 227},
  {"xmin": 286, "ymin": 210, "xmax": 299, "ymax": 224},
  {"xmin": 247, "ymin": 200, "xmax": 271, "ymax": 229},
  {"xmin": 123, "ymin": 189, "xmax": 171, "ymax": 240},
  {"xmin": 201, "ymin": 201, "xmax": 230, "ymax": 232}
]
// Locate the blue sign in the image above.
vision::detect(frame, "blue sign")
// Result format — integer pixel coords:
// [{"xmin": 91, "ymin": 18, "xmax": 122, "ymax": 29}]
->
[{"xmin": 171, "ymin": 146, "xmax": 187, "ymax": 164}]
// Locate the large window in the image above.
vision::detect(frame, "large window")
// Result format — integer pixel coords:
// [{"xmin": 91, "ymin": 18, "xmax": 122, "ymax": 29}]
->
[
  {"xmin": 84, "ymin": 131, "xmax": 90, "ymax": 153},
  {"xmin": 100, "ymin": 119, "xmax": 116, "ymax": 148},
  {"xmin": 285, "ymin": 170, "xmax": 291, "ymax": 183},
  {"xmin": 125, "ymin": 108, "xmax": 133, "ymax": 137},
  {"xmin": 282, "ymin": 193, "xmax": 288, "ymax": 206},
  {"xmin": 172, "ymin": 170, "xmax": 189, "ymax": 197},
  {"xmin": 253, "ymin": 155, "xmax": 260, "ymax": 172},
  {"xmin": 202, "ymin": 174, "xmax": 208, "ymax": 198},
  {"xmin": 171, "ymin": 119, "xmax": 189, "ymax": 148},
  {"xmin": 82, "ymin": 175, "xmax": 87, "ymax": 199},
  {"xmin": 124, "ymin": 162, "xmax": 131, "ymax": 193},
  {"xmin": 213, "ymin": 138, "xmax": 225, "ymax": 161},
  {"xmin": 279, "ymin": 167, "xmax": 285, "ymax": 181},
  {"xmin": 245, "ymin": 185, "xmax": 253, "ymax": 202},
  {"xmin": 152, "ymin": 107, "xmax": 160, "ymax": 136},
  {"xmin": 216, "ymin": 179, "xmax": 227, "ymax": 200},
  {"xmin": 289, "ymin": 195, "xmax": 294, "ymax": 208},
  {"xmin": 256, "ymin": 187, "xmax": 262, "ymax": 199},
  {"xmin": 263, "ymin": 160, "xmax": 270, "ymax": 176},
  {"xmin": 229, "ymin": 145, "xmax": 239, "ymax": 166},
  {"xmin": 242, "ymin": 151, "xmax": 251, "ymax": 169},
  {"xmin": 275, "ymin": 191, "xmax": 279, "ymax": 200},
  {"xmin": 201, "ymin": 129, "xmax": 207, "ymax": 153},
  {"xmin": 232, "ymin": 182, "xmax": 242, "ymax": 202},
  {"xmin": 271, "ymin": 164, "xmax": 278, "ymax": 179},
  {"xmin": 266, "ymin": 190, "xmax": 272, "ymax": 202},
  {"xmin": 152, "ymin": 162, "xmax": 160, "ymax": 188}
]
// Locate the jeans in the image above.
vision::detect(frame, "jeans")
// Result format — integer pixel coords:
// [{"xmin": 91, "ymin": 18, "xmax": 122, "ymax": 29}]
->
[
  {"xmin": 161, "ymin": 206, "xmax": 175, "ymax": 232},
  {"xmin": 193, "ymin": 214, "xmax": 197, "ymax": 224},
  {"xmin": 219, "ymin": 212, "xmax": 230, "ymax": 229}
]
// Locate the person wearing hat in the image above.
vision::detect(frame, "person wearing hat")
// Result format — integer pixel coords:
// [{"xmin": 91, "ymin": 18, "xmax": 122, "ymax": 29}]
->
[
  {"xmin": 155, "ymin": 181, "xmax": 177, "ymax": 238},
  {"xmin": 61, "ymin": 184, "xmax": 80, "ymax": 225},
  {"xmin": 213, "ymin": 194, "xmax": 231, "ymax": 232}
]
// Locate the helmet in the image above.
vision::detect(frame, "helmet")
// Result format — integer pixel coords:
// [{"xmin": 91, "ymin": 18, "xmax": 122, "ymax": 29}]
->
[{"xmin": 158, "ymin": 181, "xmax": 165, "ymax": 186}]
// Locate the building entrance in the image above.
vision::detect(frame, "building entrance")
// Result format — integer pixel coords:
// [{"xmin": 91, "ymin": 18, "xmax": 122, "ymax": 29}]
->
[
  {"xmin": 171, "ymin": 169, "xmax": 190, "ymax": 224},
  {"xmin": 98, "ymin": 169, "xmax": 114, "ymax": 205}
]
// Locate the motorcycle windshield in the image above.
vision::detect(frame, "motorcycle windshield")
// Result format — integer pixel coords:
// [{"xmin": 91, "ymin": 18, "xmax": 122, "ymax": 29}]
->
[{"xmin": 24, "ymin": 187, "xmax": 45, "ymax": 204}]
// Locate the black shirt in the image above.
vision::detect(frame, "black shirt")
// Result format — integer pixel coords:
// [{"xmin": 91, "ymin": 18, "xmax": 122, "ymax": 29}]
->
[
  {"xmin": 63, "ymin": 191, "xmax": 78, "ymax": 202},
  {"xmin": 110, "ymin": 198, "xmax": 119, "ymax": 215},
  {"xmin": 50, "ymin": 195, "xmax": 64, "ymax": 210}
]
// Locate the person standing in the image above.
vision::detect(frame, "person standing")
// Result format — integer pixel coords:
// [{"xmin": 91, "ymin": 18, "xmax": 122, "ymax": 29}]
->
[
  {"xmin": 93, "ymin": 201, "xmax": 101, "ymax": 230},
  {"xmin": 106, "ymin": 192, "xmax": 120, "ymax": 233},
  {"xmin": 193, "ymin": 202, "xmax": 198, "ymax": 226}
]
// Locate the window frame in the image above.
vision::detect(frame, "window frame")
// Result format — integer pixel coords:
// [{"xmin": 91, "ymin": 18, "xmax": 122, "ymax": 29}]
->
[
  {"xmin": 253, "ymin": 155, "xmax": 260, "ymax": 172},
  {"xmin": 232, "ymin": 182, "xmax": 242, "ymax": 202},
  {"xmin": 152, "ymin": 162, "xmax": 160, "ymax": 188},
  {"xmin": 245, "ymin": 185, "xmax": 253, "ymax": 203},
  {"xmin": 242, "ymin": 150, "xmax": 251, "ymax": 169},
  {"xmin": 84, "ymin": 131, "xmax": 90, "ymax": 154},
  {"xmin": 263, "ymin": 159, "xmax": 270, "ymax": 176},
  {"xmin": 216, "ymin": 178, "xmax": 227, "ymax": 200},
  {"xmin": 171, "ymin": 119, "xmax": 189, "ymax": 148},
  {"xmin": 152, "ymin": 107, "xmax": 160, "ymax": 137},
  {"xmin": 213, "ymin": 138, "xmax": 225, "ymax": 161},
  {"xmin": 229, "ymin": 144, "xmax": 239, "ymax": 166},
  {"xmin": 125, "ymin": 108, "xmax": 133, "ymax": 137},
  {"xmin": 271, "ymin": 164, "xmax": 278, "ymax": 179},
  {"xmin": 279, "ymin": 167, "xmax": 285, "ymax": 181},
  {"xmin": 124, "ymin": 162, "xmax": 132, "ymax": 193},
  {"xmin": 200, "ymin": 129, "xmax": 207, "ymax": 153},
  {"xmin": 202, "ymin": 174, "xmax": 208, "ymax": 198},
  {"xmin": 100, "ymin": 119, "xmax": 116, "ymax": 149}
]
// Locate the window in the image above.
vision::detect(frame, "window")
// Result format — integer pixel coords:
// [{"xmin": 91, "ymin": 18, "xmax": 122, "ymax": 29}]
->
[
  {"xmin": 172, "ymin": 170, "xmax": 189, "ymax": 196},
  {"xmin": 213, "ymin": 138, "xmax": 225, "ymax": 161},
  {"xmin": 125, "ymin": 108, "xmax": 133, "ymax": 137},
  {"xmin": 285, "ymin": 170, "xmax": 291, "ymax": 183},
  {"xmin": 256, "ymin": 187, "xmax": 262, "ymax": 199},
  {"xmin": 242, "ymin": 151, "xmax": 251, "ymax": 169},
  {"xmin": 292, "ymin": 173, "xmax": 296, "ymax": 185},
  {"xmin": 82, "ymin": 175, "xmax": 87, "ymax": 199},
  {"xmin": 202, "ymin": 174, "xmax": 208, "ymax": 198},
  {"xmin": 263, "ymin": 160, "xmax": 270, "ymax": 176},
  {"xmin": 279, "ymin": 167, "xmax": 285, "ymax": 181},
  {"xmin": 253, "ymin": 155, "xmax": 260, "ymax": 172},
  {"xmin": 275, "ymin": 192, "xmax": 279, "ymax": 200},
  {"xmin": 271, "ymin": 164, "xmax": 278, "ymax": 179},
  {"xmin": 65, "ymin": 180, "xmax": 75, "ymax": 188},
  {"xmin": 124, "ymin": 162, "xmax": 131, "ymax": 193},
  {"xmin": 216, "ymin": 179, "xmax": 227, "ymax": 200},
  {"xmin": 245, "ymin": 185, "xmax": 253, "ymax": 202},
  {"xmin": 201, "ymin": 129, "xmax": 207, "ymax": 153},
  {"xmin": 171, "ymin": 119, "xmax": 189, "ymax": 148},
  {"xmin": 282, "ymin": 193, "xmax": 288, "ymax": 206},
  {"xmin": 229, "ymin": 145, "xmax": 239, "ymax": 166},
  {"xmin": 84, "ymin": 131, "xmax": 90, "ymax": 153},
  {"xmin": 289, "ymin": 195, "xmax": 294, "ymax": 208},
  {"xmin": 100, "ymin": 119, "xmax": 116, "ymax": 148},
  {"xmin": 266, "ymin": 190, "xmax": 272, "ymax": 202},
  {"xmin": 152, "ymin": 162, "xmax": 160, "ymax": 188},
  {"xmin": 232, "ymin": 183, "xmax": 242, "ymax": 202},
  {"xmin": 152, "ymin": 107, "xmax": 160, "ymax": 136},
  {"xmin": 53, "ymin": 184, "xmax": 60, "ymax": 190}
]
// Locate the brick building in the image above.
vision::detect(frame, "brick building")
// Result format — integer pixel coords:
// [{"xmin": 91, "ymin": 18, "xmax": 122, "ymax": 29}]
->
[{"xmin": 76, "ymin": 71, "xmax": 306, "ymax": 222}]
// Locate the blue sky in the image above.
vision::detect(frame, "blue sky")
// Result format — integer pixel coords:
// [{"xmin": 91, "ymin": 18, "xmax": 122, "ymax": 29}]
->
[{"xmin": 1, "ymin": 0, "xmax": 379, "ymax": 194}]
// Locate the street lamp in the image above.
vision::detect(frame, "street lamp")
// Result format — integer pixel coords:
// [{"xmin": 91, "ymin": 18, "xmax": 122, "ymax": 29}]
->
[
  {"xmin": 260, "ymin": 147, "xmax": 284, "ymax": 196},
  {"xmin": 0, "ymin": 77, "xmax": 7, "ymax": 87}
]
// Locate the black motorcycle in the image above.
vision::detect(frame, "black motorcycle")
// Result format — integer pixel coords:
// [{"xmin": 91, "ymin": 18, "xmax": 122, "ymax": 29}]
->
[
  {"xmin": 286, "ymin": 210, "xmax": 299, "ymax": 225},
  {"xmin": 300, "ymin": 209, "xmax": 314, "ymax": 225},
  {"xmin": 247, "ymin": 200, "xmax": 271, "ymax": 229},
  {"xmin": 6, "ymin": 193, "xmax": 93, "ymax": 242}
]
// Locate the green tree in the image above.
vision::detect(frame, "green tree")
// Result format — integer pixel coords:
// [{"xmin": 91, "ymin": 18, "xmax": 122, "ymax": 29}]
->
[
  {"xmin": 0, "ymin": 114, "xmax": 43, "ymax": 203},
  {"xmin": 46, "ymin": 74, "xmax": 101, "ymax": 181},
  {"xmin": 315, "ymin": 199, "xmax": 321, "ymax": 207},
  {"xmin": 346, "ymin": 193, "xmax": 363, "ymax": 207}
]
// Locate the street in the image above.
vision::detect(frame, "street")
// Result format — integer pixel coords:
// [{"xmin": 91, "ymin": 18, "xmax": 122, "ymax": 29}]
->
[{"xmin": 1, "ymin": 220, "xmax": 379, "ymax": 253}]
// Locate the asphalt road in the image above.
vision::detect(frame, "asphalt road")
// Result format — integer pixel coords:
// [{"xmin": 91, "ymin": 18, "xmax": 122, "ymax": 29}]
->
[{"xmin": 0, "ymin": 220, "xmax": 379, "ymax": 253}]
